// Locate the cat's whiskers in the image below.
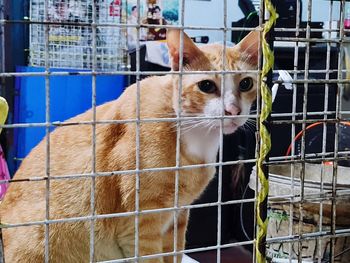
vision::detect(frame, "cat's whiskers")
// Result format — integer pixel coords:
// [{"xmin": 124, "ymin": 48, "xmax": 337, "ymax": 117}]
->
[
  {"xmin": 168, "ymin": 112, "xmax": 206, "ymax": 127},
  {"xmin": 205, "ymin": 122, "xmax": 217, "ymax": 137},
  {"xmin": 246, "ymin": 118, "xmax": 256, "ymax": 125},
  {"xmin": 153, "ymin": 111, "xmax": 208, "ymax": 118},
  {"xmin": 170, "ymin": 119, "xmax": 200, "ymax": 129},
  {"xmin": 180, "ymin": 120, "xmax": 209, "ymax": 133},
  {"xmin": 176, "ymin": 118, "xmax": 216, "ymax": 136},
  {"xmin": 239, "ymin": 118, "xmax": 257, "ymax": 136}
]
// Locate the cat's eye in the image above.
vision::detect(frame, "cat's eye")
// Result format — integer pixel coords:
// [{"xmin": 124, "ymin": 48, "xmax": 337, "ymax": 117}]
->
[
  {"xmin": 239, "ymin": 77, "xmax": 254, "ymax": 92},
  {"xmin": 198, "ymin": 80, "xmax": 217, "ymax": 94}
]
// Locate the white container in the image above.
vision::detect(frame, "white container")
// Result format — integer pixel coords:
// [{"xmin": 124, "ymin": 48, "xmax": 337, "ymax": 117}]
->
[{"xmin": 249, "ymin": 163, "xmax": 350, "ymax": 262}]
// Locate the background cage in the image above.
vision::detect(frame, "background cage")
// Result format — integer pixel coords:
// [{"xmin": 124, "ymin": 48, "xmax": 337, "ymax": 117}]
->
[{"xmin": 29, "ymin": 0, "xmax": 128, "ymax": 70}]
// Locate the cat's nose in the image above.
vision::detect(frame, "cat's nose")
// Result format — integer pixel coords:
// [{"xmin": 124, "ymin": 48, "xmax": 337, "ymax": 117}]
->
[{"xmin": 225, "ymin": 105, "xmax": 241, "ymax": 116}]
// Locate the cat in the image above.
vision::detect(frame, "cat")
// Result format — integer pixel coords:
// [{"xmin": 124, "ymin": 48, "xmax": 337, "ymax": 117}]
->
[{"xmin": 0, "ymin": 28, "xmax": 259, "ymax": 262}]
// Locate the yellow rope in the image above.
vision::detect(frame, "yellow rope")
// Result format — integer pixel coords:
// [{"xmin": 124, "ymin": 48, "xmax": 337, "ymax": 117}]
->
[{"xmin": 256, "ymin": 1, "xmax": 278, "ymax": 263}]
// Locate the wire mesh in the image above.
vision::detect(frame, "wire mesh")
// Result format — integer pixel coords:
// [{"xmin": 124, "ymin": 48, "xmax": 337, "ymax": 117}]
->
[
  {"xmin": 0, "ymin": 0, "xmax": 350, "ymax": 263},
  {"xmin": 29, "ymin": 0, "xmax": 128, "ymax": 70}
]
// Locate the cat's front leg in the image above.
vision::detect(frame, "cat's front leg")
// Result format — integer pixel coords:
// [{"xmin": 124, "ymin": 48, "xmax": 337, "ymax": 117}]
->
[
  {"xmin": 162, "ymin": 210, "xmax": 189, "ymax": 263},
  {"xmin": 118, "ymin": 214, "xmax": 164, "ymax": 262},
  {"xmin": 137, "ymin": 213, "xmax": 165, "ymax": 263}
]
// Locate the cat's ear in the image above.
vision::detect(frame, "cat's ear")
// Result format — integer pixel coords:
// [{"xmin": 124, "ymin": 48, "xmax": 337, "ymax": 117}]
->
[
  {"xmin": 167, "ymin": 29, "xmax": 205, "ymax": 71},
  {"xmin": 236, "ymin": 29, "xmax": 260, "ymax": 66}
]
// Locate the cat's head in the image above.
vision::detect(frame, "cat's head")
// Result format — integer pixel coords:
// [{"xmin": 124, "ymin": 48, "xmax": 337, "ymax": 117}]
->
[{"xmin": 167, "ymin": 29, "xmax": 259, "ymax": 135}]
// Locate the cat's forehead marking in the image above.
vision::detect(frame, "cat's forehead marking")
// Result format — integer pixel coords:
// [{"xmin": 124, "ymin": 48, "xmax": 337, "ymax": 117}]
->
[
  {"xmin": 200, "ymin": 44, "xmax": 258, "ymax": 72},
  {"xmin": 223, "ymin": 74, "xmax": 235, "ymax": 92},
  {"xmin": 199, "ymin": 44, "xmax": 240, "ymax": 71}
]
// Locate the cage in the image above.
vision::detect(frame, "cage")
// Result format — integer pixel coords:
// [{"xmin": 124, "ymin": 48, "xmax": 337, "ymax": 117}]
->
[
  {"xmin": 1, "ymin": 0, "xmax": 350, "ymax": 263},
  {"xmin": 29, "ymin": 0, "xmax": 128, "ymax": 70}
]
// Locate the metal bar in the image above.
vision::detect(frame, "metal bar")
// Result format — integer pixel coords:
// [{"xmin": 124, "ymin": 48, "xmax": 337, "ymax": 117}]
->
[
  {"xmin": 43, "ymin": 0, "xmax": 50, "ymax": 262},
  {"xmin": 3, "ymin": 184, "xmax": 350, "ymax": 230},
  {"xmin": 5, "ymin": 71, "xmax": 350, "ymax": 84},
  {"xmin": 288, "ymin": 0, "xmax": 301, "ymax": 260},
  {"xmin": 274, "ymin": 37, "xmax": 350, "ymax": 43},
  {"xmin": 331, "ymin": 0, "xmax": 346, "ymax": 261},
  {"xmin": 3, "ymin": 112, "xmax": 350, "ymax": 130},
  {"xmin": 173, "ymin": 1, "xmax": 185, "ymax": 262},
  {"xmin": 2, "ymin": 16, "xmax": 349, "ymax": 35},
  {"xmin": 216, "ymin": 0, "xmax": 228, "ymax": 261},
  {"xmin": 134, "ymin": 0, "xmax": 141, "ymax": 261},
  {"xmin": 0, "ymin": 19, "xmax": 267, "ymax": 31},
  {"xmin": 89, "ymin": 1, "xmax": 98, "ymax": 262},
  {"xmin": 3, "ymin": 68, "xmax": 350, "ymax": 77},
  {"xmin": 0, "ymin": 66, "xmax": 346, "ymax": 77},
  {"xmin": 1, "ymin": 198, "xmax": 258, "ymax": 228},
  {"xmin": 267, "ymin": 229, "xmax": 350, "ymax": 244},
  {"xmin": 270, "ymin": 118, "xmax": 350, "ymax": 124},
  {"xmin": 4, "ymin": 68, "xmax": 350, "ymax": 77},
  {"xmin": 0, "ymin": 69, "xmax": 262, "ymax": 77},
  {"xmin": 3, "ymin": 150, "xmax": 350, "ymax": 185},
  {"xmin": 317, "ymin": 1, "xmax": 334, "ymax": 260},
  {"xmin": 4, "ymin": 185, "xmax": 350, "ymax": 229}
]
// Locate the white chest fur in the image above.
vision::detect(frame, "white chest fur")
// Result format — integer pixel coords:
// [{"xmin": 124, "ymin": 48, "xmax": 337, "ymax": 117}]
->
[{"xmin": 182, "ymin": 130, "xmax": 220, "ymax": 163}]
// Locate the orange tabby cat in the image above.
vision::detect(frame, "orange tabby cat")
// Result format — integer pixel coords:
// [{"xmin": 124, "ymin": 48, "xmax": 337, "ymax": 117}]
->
[{"xmin": 0, "ymin": 29, "xmax": 259, "ymax": 262}]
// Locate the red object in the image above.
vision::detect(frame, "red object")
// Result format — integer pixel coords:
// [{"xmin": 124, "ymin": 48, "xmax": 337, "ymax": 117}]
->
[
  {"xmin": 285, "ymin": 121, "xmax": 350, "ymax": 156},
  {"xmin": 0, "ymin": 145, "xmax": 10, "ymax": 199},
  {"xmin": 324, "ymin": 161, "xmax": 333, "ymax": 166},
  {"xmin": 345, "ymin": 19, "xmax": 350, "ymax": 30},
  {"xmin": 109, "ymin": 0, "xmax": 121, "ymax": 17}
]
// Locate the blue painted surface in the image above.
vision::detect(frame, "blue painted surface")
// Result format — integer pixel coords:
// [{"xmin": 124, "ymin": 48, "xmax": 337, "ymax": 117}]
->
[{"xmin": 14, "ymin": 66, "xmax": 126, "ymax": 168}]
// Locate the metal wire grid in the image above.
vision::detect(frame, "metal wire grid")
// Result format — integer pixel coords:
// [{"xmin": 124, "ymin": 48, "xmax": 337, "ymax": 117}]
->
[
  {"xmin": 0, "ymin": 0, "xmax": 350, "ymax": 262},
  {"xmin": 267, "ymin": 0, "xmax": 350, "ymax": 262}
]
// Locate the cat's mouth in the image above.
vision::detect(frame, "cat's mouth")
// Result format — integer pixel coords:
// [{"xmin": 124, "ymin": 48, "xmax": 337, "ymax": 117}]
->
[
  {"xmin": 223, "ymin": 122, "xmax": 239, "ymax": 134},
  {"xmin": 210, "ymin": 119, "xmax": 239, "ymax": 135}
]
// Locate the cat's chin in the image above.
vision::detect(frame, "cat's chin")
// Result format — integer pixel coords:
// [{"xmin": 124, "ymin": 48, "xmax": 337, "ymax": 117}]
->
[
  {"xmin": 222, "ymin": 124, "xmax": 239, "ymax": 135},
  {"xmin": 222, "ymin": 119, "xmax": 240, "ymax": 134},
  {"xmin": 210, "ymin": 123, "xmax": 239, "ymax": 135}
]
